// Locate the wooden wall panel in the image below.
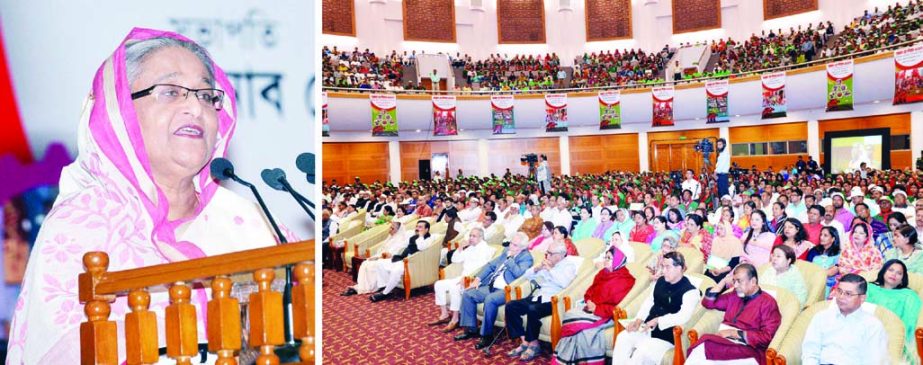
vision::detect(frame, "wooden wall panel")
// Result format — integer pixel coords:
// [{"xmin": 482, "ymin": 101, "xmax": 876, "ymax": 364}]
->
[
  {"xmin": 763, "ymin": 0, "xmax": 818, "ymax": 20},
  {"xmin": 672, "ymin": 0, "xmax": 721, "ymax": 34},
  {"xmin": 402, "ymin": 0, "xmax": 456, "ymax": 42},
  {"xmin": 322, "ymin": 142, "xmax": 390, "ymax": 185},
  {"xmin": 400, "ymin": 140, "xmax": 479, "ymax": 181},
  {"xmin": 322, "ymin": 0, "xmax": 355, "ymax": 36},
  {"xmin": 729, "ymin": 122, "xmax": 807, "ymax": 143},
  {"xmin": 818, "ymin": 113, "xmax": 912, "ymax": 169},
  {"xmin": 487, "ymin": 138, "xmax": 561, "ymax": 177},
  {"xmin": 585, "ymin": 0, "xmax": 632, "ymax": 41},
  {"xmin": 569, "ymin": 134, "xmax": 640, "ymax": 174},
  {"xmin": 647, "ymin": 128, "xmax": 720, "ymax": 172},
  {"xmin": 497, "ymin": 0, "xmax": 546, "ymax": 44}
]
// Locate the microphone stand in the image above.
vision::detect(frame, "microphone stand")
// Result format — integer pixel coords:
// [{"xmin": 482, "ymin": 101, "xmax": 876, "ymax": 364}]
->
[
  {"xmin": 277, "ymin": 177, "xmax": 316, "ymax": 221},
  {"xmin": 226, "ymin": 173, "xmax": 299, "ymax": 361}
]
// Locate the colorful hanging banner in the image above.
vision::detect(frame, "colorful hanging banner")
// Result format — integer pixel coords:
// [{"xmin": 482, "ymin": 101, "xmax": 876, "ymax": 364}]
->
[
  {"xmin": 705, "ymin": 79, "xmax": 729, "ymax": 123},
  {"xmin": 370, "ymin": 94, "xmax": 398, "ymax": 136},
  {"xmin": 761, "ymin": 71, "xmax": 787, "ymax": 119},
  {"xmin": 652, "ymin": 86, "xmax": 674, "ymax": 127},
  {"xmin": 598, "ymin": 90, "xmax": 622, "ymax": 130},
  {"xmin": 894, "ymin": 44, "xmax": 923, "ymax": 105},
  {"xmin": 432, "ymin": 95, "xmax": 458, "ymax": 136},
  {"xmin": 544, "ymin": 93, "xmax": 568, "ymax": 132},
  {"xmin": 322, "ymin": 91, "xmax": 329, "ymax": 137},
  {"xmin": 490, "ymin": 95, "xmax": 515, "ymax": 134},
  {"xmin": 826, "ymin": 59, "xmax": 854, "ymax": 111}
]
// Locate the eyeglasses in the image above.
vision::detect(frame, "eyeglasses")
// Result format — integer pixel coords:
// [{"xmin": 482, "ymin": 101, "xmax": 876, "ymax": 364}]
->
[
  {"xmin": 833, "ymin": 288, "xmax": 863, "ymax": 298},
  {"xmin": 131, "ymin": 84, "xmax": 225, "ymax": 111},
  {"xmin": 545, "ymin": 251, "xmax": 566, "ymax": 257}
]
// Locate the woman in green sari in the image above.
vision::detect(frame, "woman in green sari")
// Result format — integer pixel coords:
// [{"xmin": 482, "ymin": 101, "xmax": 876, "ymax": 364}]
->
[
  {"xmin": 572, "ymin": 206, "xmax": 597, "ymax": 241},
  {"xmin": 866, "ymin": 259, "xmax": 922, "ymax": 364},
  {"xmin": 882, "ymin": 225, "xmax": 923, "ymax": 274}
]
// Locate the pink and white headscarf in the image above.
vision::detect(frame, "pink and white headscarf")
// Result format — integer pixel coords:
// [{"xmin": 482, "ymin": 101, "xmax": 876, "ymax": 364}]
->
[{"xmin": 7, "ymin": 28, "xmax": 282, "ymax": 364}]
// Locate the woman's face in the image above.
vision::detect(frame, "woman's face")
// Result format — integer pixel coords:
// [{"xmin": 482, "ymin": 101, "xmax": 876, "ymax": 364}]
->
[
  {"xmin": 686, "ymin": 218, "xmax": 699, "ymax": 233},
  {"xmin": 750, "ymin": 213, "xmax": 764, "ymax": 231},
  {"xmin": 770, "ymin": 248, "xmax": 791, "ymax": 271},
  {"xmin": 884, "ymin": 264, "xmax": 905, "ymax": 289},
  {"xmin": 852, "ymin": 226, "xmax": 868, "ymax": 245},
  {"xmin": 610, "ymin": 233, "xmax": 623, "ymax": 246},
  {"xmin": 669, "ymin": 211, "xmax": 679, "ymax": 222},
  {"xmin": 782, "ymin": 222, "xmax": 798, "ymax": 240},
  {"xmin": 600, "ymin": 209, "xmax": 611, "ymax": 221},
  {"xmin": 132, "ymin": 47, "xmax": 219, "ymax": 182},
  {"xmin": 772, "ymin": 204, "xmax": 783, "ymax": 217},
  {"xmin": 542, "ymin": 225, "xmax": 552, "ymax": 237},
  {"xmin": 889, "ymin": 218, "xmax": 903, "ymax": 232},
  {"xmin": 721, "ymin": 208, "xmax": 732, "ymax": 222},
  {"xmin": 653, "ymin": 218, "xmax": 665, "ymax": 231},
  {"xmin": 553, "ymin": 229, "xmax": 564, "ymax": 241},
  {"xmin": 894, "ymin": 230, "xmax": 908, "ymax": 248},
  {"xmin": 633, "ymin": 214, "xmax": 644, "ymax": 225},
  {"xmin": 580, "ymin": 209, "xmax": 590, "ymax": 221},
  {"xmin": 744, "ymin": 204, "xmax": 753, "ymax": 215},
  {"xmin": 820, "ymin": 229, "xmax": 834, "ymax": 246}
]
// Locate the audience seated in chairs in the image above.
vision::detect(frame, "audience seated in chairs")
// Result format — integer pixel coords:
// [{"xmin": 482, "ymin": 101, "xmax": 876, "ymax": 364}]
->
[
  {"xmin": 370, "ymin": 220, "xmax": 435, "ymax": 302},
  {"xmin": 614, "ymin": 251, "xmax": 702, "ymax": 364},
  {"xmin": 429, "ymin": 227, "xmax": 496, "ymax": 331},
  {"xmin": 800, "ymin": 273, "xmax": 889, "ymax": 364},
  {"xmin": 454, "ymin": 232, "xmax": 535, "ymax": 349},
  {"xmin": 505, "ymin": 242, "xmax": 578, "ymax": 361},
  {"xmin": 686, "ymin": 263, "xmax": 781, "ymax": 364}
]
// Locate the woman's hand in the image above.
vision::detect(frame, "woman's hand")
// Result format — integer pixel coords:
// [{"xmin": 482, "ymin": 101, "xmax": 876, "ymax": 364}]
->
[{"xmin": 585, "ymin": 300, "xmax": 596, "ymax": 313}]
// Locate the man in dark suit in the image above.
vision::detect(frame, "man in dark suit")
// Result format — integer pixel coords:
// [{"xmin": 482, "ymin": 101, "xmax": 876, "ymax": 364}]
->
[{"xmin": 454, "ymin": 232, "xmax": 534, "ymax": 349}]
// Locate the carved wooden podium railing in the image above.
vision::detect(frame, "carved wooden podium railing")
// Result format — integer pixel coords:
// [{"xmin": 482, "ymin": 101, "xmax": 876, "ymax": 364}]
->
[{"xmin": 78, "ymin": 241, "xmax": 315, "ymax": 364}]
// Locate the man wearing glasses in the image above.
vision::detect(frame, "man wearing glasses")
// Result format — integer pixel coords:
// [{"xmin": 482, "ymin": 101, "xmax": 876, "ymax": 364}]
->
[
  {"xmin": 504, "ymin": 242, "xmax": 578, "ymax": 361},
  {"xmin": 800, "ymin": 274, "xmax": 888, "ymax": 365},
  {"xmin": 685, "ymin": 263, "xmax": 781, "ymax": 364}
]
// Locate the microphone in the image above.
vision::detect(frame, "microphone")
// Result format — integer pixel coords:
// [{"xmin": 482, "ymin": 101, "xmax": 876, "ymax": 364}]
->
[
  {"xmin": 261, "ymin": 168, "xmax": 316, "ymax": 220},
  {"xmin": 295, "ymin": 153, "xmax": 316, "ymax": 184},
  {"xmin": 209, "ymin": 158, "xmax": 287, "ymax": 244}
]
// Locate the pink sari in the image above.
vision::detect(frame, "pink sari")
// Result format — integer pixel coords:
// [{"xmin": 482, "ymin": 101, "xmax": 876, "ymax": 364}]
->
[{"xmin": 6, "ymin": 28, "xmax": 286, "ymax": 364}]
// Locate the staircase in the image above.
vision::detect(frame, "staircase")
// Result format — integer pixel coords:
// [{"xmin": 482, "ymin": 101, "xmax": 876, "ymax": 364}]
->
[{"xmin": 703, "ymin": 52, "xmax": 719, "ymax": 72}]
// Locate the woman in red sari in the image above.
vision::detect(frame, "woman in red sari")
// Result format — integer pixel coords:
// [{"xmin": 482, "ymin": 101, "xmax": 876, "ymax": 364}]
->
[
  {"xmin": 629, "ymin": 210, "xmax": 655, "ymax": 243},
  {"xmin": 553, "ymin": 246, "xmax": 635, "ymax": 364}
]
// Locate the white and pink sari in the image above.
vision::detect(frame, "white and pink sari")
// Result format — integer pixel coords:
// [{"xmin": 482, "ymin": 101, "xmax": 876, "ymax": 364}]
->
[{"xmin": 6, "ymin": 28, "xmax": 285, "ymax": 364}]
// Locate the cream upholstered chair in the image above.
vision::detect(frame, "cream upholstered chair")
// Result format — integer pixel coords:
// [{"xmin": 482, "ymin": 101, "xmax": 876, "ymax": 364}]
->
[
  {"xmin": 676, "ymin": 247, "xmax": 705, "ymax": 274},
  {"xmin": 486, "ymin": 225, "xmax": 506, "ymax": 246},
  {"xmin": 686, "ymin": 284, "xmax": 801, "ymax": 364},
  {"xmin": 396, "ymin": 233, "xmax": 445, "ymax": 299},
  {"xmin": 768, "ymin": 300, "xmax": 906, "ymax": 364},
  {"xmin": 794, "ymin": 260, "xmax": 827, "ymax": 306},
  {"xmin": 574, "ymin": 238, "xmax": 605, "ymax": 258},
  {"xmin": 429, "ymin": 221, "xmax": 448, "ymax": 235},
  {"xmin": 342, "ymin": 224, "xmax": 390, "ymax": 270},
  {"xmin": 629, "ymin": 242, "xmax": 654, "ymax": 264},
  {"xmin": 611, "ymin": 273, "xmax": 716, "ymax": 364}
]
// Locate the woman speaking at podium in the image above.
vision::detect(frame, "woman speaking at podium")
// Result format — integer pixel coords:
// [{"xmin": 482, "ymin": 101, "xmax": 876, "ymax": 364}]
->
[{"xmin": 6, "ymin": 28, "xmax": 287, "ymax": 363}]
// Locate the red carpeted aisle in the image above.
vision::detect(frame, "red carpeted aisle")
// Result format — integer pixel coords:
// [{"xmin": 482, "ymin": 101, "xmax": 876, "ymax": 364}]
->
[{"xmin": 322, "ymin": 269, "xmax": 554, "ymax": 364}]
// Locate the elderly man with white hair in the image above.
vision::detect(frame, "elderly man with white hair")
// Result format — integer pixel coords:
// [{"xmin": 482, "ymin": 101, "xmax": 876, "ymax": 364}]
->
[
  {"xmin": 459, "ymin": 197, "xmax": 483, "ymax": 224},
  {"xmin": 429, "ymin": 227, "xmax": 496, "ymax": 331}
]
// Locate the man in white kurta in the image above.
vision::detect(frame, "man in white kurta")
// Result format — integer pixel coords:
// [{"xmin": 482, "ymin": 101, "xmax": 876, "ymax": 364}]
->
[
  {"xmin": 370, "ymin": 221, "xmax": 436, "ymax": 301},
  {"xmin": 342, "ymin": 221, "xmax": 409, "ymax": 295},
  {"xmin": 458, "ymin": 197, "xmax": 483, "ymax": 224},
  {"xmin": 430, "ymin": 228, "xmax": 496, "ymax": 328}
]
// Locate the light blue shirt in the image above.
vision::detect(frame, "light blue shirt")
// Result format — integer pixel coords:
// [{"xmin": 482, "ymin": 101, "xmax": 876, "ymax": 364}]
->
[
  {"xmin": 801, "ymin": 304, "xmax": 888, "ymax": 365},
  {"xmin": 521, "ymin": 257, "xmax": 578, "ymax": 303}
]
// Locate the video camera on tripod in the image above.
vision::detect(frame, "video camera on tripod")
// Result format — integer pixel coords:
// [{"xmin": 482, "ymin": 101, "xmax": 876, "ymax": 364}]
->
[{"xmin": 521, "ymin": 153, "xmax": 539, "ymax": 178}]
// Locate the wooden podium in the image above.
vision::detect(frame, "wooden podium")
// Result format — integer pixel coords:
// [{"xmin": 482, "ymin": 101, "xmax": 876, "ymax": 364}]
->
[
  {"xmin": 420, "ymin": 79, "xmax": 448, "ymax": 92},
  {"xmin": 78, "ymin": 241, "xmax": 315, "ymax": 364}
]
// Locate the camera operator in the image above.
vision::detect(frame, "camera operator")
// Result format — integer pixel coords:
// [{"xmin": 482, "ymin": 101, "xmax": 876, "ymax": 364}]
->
[
  {"xmin": 715, "ymin": 138, "xmax": 730, "ymax": 197},
  {"xmin": 537, "ymin": 154, "xmax": 551, "ymax": 194}
]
